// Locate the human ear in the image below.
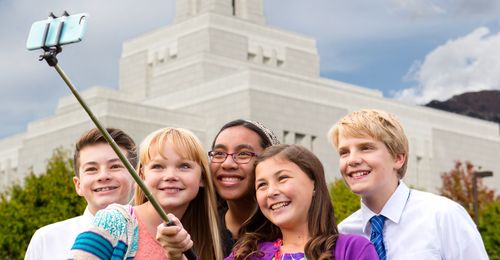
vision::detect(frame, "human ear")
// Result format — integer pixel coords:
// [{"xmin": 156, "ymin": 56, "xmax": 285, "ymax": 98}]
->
[
  {"xmin": 393, "ymin": 153, "xmax": 406, "ymax": 170},
  {"xmin": 73, "ymin": 176, "xmax": 83, "ymax": 197},
  {"xmin": 139, "ymin": 166, "xmax": 145, "ymax": 179}
]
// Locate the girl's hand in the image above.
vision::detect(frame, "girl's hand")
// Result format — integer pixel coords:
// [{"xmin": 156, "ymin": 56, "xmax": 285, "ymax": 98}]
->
[{"xmin": 156, "ymin": 213, "xmax": 194, "ymax": 260}]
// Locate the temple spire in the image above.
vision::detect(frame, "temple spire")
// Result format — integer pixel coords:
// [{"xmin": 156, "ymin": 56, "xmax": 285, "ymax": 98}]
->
[{"xmin": 175, "ymin": 0, "xmax": 265, "ymax": 24}]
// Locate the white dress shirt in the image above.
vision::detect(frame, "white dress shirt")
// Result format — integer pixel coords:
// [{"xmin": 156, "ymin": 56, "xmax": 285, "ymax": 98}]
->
[
  {"xmin": 338, "ymin": 181, "xmax": 488, "ymax": 260},
  {"xmin": 24, "ymin": 207, "xmax": 93, "ymax": 260}
]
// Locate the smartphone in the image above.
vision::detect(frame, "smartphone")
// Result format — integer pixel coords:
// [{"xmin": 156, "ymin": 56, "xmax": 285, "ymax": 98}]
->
[{"xmin": 26, "ymin": 13, "xmax": 88, "ymax": 50}]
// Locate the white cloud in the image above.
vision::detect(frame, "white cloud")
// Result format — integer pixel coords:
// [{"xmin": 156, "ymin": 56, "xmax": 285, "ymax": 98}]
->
[{"xmin": 394, "ymin": 27, "xmax": 500, "ymax": 104}]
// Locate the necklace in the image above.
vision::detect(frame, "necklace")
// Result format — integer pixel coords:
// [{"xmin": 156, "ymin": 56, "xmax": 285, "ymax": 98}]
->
[{"xmin": 273, "ymin": 238, "xmax": 307, "ymax": 260}]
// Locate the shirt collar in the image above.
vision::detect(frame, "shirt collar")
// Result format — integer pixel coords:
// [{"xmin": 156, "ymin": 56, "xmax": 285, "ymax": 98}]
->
[
  {"xmin": 361, "ymin": 181, "xmax": 411, "ymax": 234},
  {"xmin": 83, "ymin": 206, "xmax": 95, "ymax": 222}
]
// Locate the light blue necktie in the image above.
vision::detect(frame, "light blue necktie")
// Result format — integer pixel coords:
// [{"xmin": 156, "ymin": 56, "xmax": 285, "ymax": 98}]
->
[{"xmin": 370, "ymin": 215, "xmax": 387, "ymax": 260}]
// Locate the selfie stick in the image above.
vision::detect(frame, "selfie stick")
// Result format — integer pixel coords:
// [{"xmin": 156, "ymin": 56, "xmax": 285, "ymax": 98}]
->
[{"xmin": 35, "ymin": 12, "xmax": 197, "ymax": 260}]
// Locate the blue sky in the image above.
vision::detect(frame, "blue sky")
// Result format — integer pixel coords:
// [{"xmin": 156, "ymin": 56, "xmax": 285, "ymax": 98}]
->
[{"xmin": 1, "ymin": 0, "xmax": 500, "ymax": 139}]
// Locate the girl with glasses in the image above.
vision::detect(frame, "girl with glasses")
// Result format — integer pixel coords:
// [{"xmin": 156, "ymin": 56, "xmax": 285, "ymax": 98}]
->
[{"xmin": 209, "ymin": 119, "xmax": 279, "ymax": 256}]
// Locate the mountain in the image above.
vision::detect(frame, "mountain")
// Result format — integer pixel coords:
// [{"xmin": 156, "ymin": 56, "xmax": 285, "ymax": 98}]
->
[{"xmin": 425, "ymin": 90, "xmax": 500, "ymax": 124}]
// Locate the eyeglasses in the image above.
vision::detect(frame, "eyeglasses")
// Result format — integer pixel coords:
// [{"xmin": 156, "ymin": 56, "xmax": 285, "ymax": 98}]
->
[{"xmin": 208, "ymin": 151, "xmax": 258, "ymax": 164}]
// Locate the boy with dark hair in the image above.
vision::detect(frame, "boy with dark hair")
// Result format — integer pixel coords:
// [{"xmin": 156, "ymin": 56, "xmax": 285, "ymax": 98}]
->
[
  {"xmin": 329, "ymin": 109, "xmax": 488, "ymax": 260},
  {"xmin": 25, "ymin": 128, "xmax": 137, "ymax": 259}
]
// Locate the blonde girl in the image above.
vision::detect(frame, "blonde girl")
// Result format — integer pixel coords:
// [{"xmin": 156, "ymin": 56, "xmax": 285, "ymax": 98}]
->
[{"xmin": 70, "ymin": 127, "xmax": 223, "ymax": 259}]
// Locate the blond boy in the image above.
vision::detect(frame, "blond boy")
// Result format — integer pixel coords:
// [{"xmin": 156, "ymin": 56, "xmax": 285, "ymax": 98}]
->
[{"xmin": 329, "ymin": 109, "xmax": 487, "ymax": 260}]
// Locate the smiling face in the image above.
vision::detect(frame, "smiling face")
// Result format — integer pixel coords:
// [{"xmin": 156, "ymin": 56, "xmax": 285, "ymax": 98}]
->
[
  {"xmin": 337, "ymin": 134, "xmax": 405, "ymax": 209},
  {"xmin": 210, "ymin": 126, "xmax": 264, "ymax": 201},
  {"xmin": 73, "ymin": 143, "xmax": 135, "ymax": 215},
  {"xmin": 255, "ymin": 157, "xmax": 315, "ymax": 231},
  {"xmin": 141, "ymin": 139, "xmax": 203, "ymax": 215}
]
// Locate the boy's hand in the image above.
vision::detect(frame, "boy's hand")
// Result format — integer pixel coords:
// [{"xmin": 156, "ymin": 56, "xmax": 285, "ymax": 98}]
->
[{"xmin": 156, "ymin": 213, "xmax": 193, "ymax": 260}]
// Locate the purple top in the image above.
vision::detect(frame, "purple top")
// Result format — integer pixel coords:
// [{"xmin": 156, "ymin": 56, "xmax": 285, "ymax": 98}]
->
[{"xmin": 225, "ymin": 234, "xmax": 379, "ymax": 260}]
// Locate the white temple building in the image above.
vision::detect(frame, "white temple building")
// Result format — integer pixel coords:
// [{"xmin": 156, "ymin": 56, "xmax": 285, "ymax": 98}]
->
[{"xmin": 1, "ymin": 0, "xmax": 499, "ymax": 193}]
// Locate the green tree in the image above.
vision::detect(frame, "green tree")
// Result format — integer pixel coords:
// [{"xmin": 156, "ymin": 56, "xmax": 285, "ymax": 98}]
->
[
  {"xmin": 0, "ymin": 148, "xmax": 86, "ymax": 260},
  {"xmin": 329, "ymin": 178, "xmax": 360, "ymax": 223},
  {"xmin": 478, "ymin": 200, "xmax": 500, "ymax": 259}
]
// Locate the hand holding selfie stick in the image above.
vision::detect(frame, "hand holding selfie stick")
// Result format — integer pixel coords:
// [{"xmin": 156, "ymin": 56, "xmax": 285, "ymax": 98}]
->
[{"xmin": 30, "ymin": 12, "xmax": 197, "ymax": 260}]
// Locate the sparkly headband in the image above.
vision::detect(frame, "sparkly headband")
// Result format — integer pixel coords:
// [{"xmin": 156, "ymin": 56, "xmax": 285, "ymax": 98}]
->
[{"xmin": 245, "ymin": 120, "xmax": 280, "ymax": 146}]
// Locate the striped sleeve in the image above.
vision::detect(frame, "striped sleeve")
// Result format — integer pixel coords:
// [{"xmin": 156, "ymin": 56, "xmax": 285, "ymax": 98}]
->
[{"xmin": 69, "ymin": 204, "xmax": 137, "ymax": 259}]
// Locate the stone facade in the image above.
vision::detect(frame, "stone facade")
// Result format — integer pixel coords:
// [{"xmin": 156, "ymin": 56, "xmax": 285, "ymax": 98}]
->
[{"xmin": 1, "ymin": 0, "xmax": 499, "ymax": 193}]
